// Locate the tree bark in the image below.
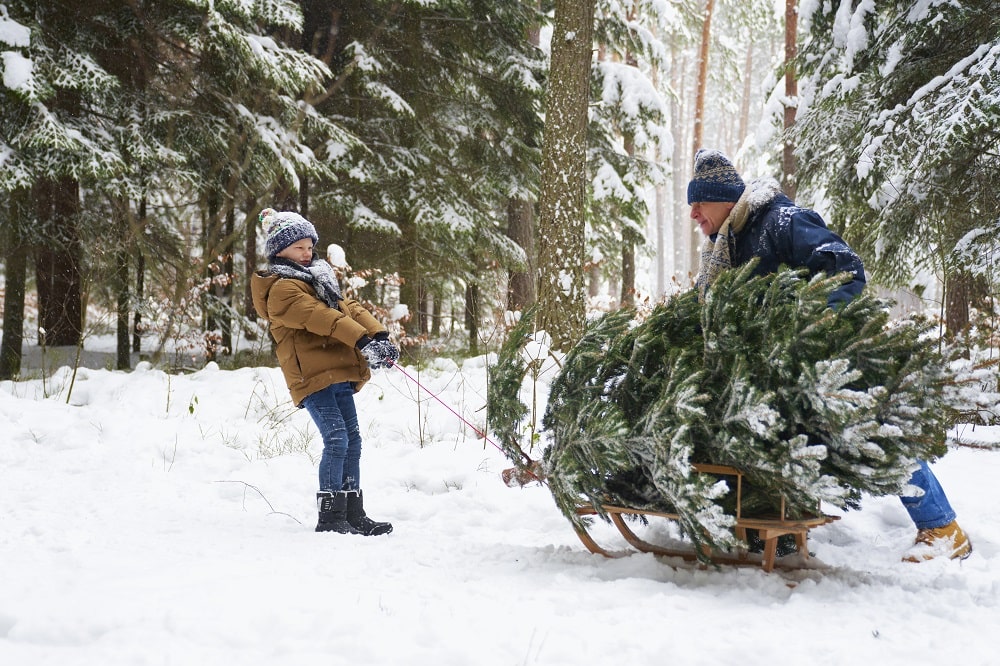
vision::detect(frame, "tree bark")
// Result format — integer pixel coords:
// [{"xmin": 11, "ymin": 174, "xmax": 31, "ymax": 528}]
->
[
  {"xmin": 690, "ymin": 0, "xmax": 715, "ymax": 276},
  {"xmin": 398, "ymin": 214, "xmax": 424, "ymax": 337},
  {"xmin": 465, "ymin": 280, "xmax": 480, "ymax": 356},
  {"xmin": 588, "ymin": 261, "xmax": 601, "ymax": 298},
  {"xmin": 506, "ymin": 5, "xmax": 541, "ymax": 314},
  {"xmin": 420, "ymin": 286, "xmax": 431, "ymax": 337},
  {"xmin": 506, "ymin": 197, "xmax": 536, "ymax": 311},
  {"xmin": 34, "ymin": 177, "xmax": 83, "ymax": 347},
  {"xmin": 621, "ymin": 134, "xmax": 636, "ymax": 308},
  {"xmin": 432, "ymin": 294, "xmax": 443, "ymax": 337},
  {"xmin": 244, "ymin": 197, "xmax": 259, "ymax": 336},
  {"xmin": 536, "ymin": 0, "xmax": 595, "ymax": 351},
  {"xmin": 133, "ymin": 197, "xmax": 147, "ymax": 353},
  {"xmin": 782, "ymin": 0, "xmax": 798, "ymax": 199},
  {"xmin": 0, "ymin": 189, "xmax": 30, "ymax": 379},
  {"xmin": 670, "ymin": 42, "xmax": 689, "ymax": 286},
  {"xmin": 220, "ymin": 206, "xmax": 235, "ymax": 356},
  {"xmin": 944, "ymin": 271, "xmax": 973, "ymax": 340},
  {"xmin": 272, "ymin": 175, "xmax": 299, "ymax": 213},
  {"xmin": 204, "ymin": 190, "xmax": 221, "ymax": 361},
  {"xmin": 115, "ymin": 196, "xmax": 132, "ymax": 370},
  {"xmin": 0, "ymin": 245, "xmax": 27, "ymax": 379},
  {"xmin": 133, "ymin": 250, "xmax": 145, "ymax": 353},
  {"xmin": 649, "ymin": 58, "xmax": 667, "ymax": 298},
  {"xmin": 621, "ymin": 242, "xmax": 636, "ymax": 307},
  {"xmin": 692, "ymin": 0, "xmax": 714, "ymax": 154}
]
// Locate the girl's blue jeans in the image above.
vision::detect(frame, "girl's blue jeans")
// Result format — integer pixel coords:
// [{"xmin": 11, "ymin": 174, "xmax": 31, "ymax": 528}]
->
[
  {"xmin": 900, "ymin": 460, "xmax": 956, "ymax": 530},
  {"xmin": 302, "ymin": 382, "xmax": 362, "ymax": 492}
]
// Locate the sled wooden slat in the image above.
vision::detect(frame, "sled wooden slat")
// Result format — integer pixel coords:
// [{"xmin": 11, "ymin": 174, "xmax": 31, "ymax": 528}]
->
[{"xmin": 574, "ymin": 464, "xmax": 840, "ymax": 572}]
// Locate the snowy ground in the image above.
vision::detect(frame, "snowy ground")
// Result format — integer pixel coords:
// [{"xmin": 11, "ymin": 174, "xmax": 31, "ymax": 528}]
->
[{"xmin": 1, "ymin": 347, "xmax": 999, "ymax": 666}]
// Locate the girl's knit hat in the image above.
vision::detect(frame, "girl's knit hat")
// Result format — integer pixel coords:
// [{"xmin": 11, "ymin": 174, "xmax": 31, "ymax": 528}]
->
[
  {"xmin": 687, "ymin": 149, "xmax": 746, "ymax": 204},
  {"xmin": 259, "ymin": 208, "xmax": 319, "ymax": 259}
]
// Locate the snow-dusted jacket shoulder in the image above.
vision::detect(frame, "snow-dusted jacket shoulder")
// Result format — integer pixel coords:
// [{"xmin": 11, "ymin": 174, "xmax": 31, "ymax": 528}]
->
[
  {"xmin": 250, "ymin": 271, "xmax": 386, "ymax": 405},
  {"xmin": 732, "ymin": 183, "xmax": 866, "ymax": 306}
]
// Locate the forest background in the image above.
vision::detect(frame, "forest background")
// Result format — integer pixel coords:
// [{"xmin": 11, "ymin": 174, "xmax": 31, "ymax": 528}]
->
[{"xmin": 0, "ymin": 0, "xmax": 998, "ymax": 387}]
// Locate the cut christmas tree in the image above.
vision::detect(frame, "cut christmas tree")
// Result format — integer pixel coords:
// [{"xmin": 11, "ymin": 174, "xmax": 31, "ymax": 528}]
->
[{"xmin": 490, "ymin": 262, "xmax": 987, "ymax": 559}]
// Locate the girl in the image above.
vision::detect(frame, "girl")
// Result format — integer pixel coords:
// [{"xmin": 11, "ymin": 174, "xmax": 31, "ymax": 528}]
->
[{"xmin": 251, "ymin": 208, "xmax": 399, "ymax": 535}]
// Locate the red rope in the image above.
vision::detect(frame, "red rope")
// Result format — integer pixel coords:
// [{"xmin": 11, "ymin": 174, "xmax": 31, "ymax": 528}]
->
[
  {"xmin": 390, "ymin": 361, "xmax": 497, "ymax": 448},
  {"xmin": 389, "ymin": 361, "xmax": 544, "ymax": 483}
]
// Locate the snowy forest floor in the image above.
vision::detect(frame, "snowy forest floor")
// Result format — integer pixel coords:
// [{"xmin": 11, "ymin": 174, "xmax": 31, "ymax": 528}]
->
[{"xmin": 1, "ymin": 340, "xmax": 999, "ymax": 665}]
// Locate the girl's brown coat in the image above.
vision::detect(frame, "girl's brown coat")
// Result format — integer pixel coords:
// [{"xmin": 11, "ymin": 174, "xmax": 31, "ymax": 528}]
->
[{"xmin": 251, "ymin": 272, "xmax": 386, "ymax": 405}]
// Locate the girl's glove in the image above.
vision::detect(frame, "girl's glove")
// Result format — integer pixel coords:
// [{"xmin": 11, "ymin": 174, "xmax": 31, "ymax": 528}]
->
[{"xmin": 358, "ymin": 337, "xmax": 399, "ymax": 369}]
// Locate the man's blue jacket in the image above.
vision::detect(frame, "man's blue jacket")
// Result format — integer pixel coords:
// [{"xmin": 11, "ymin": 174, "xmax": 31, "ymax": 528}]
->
[{"xmin": 726, "ymin": 181, "xmax": 866, "ymax": 307}]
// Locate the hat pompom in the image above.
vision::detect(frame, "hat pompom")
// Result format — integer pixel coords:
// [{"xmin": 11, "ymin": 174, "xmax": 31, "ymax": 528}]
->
[{"xmin": 259, "ymin": 207, "xmax": 279, "ymax": 233}]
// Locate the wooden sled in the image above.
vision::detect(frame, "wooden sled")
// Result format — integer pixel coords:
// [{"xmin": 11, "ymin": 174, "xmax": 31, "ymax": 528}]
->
[{"xmin": 574, "ymin": 463, "xmax": 840, "ymax": 573}]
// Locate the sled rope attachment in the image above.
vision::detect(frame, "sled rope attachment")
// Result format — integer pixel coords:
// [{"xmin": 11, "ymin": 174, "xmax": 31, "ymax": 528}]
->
[{"xmin": 389, "ymin": 361, "xmax": 545, "ymax": 484}]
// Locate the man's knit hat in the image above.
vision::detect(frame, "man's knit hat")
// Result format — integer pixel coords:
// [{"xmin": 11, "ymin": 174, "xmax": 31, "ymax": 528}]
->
[
  {"xmin": 687, "ymin": 149, "xmax": 746, "ymax": 204},
  {"xmin": 259, "ymin": 208, "xmax": 318, "ymax": 259}
]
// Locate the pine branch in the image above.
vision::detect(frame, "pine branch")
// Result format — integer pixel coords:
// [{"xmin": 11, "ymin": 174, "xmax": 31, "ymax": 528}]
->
[{"xmin": 486, "ymin": 308, "xmax": 539, "ymax": 470}]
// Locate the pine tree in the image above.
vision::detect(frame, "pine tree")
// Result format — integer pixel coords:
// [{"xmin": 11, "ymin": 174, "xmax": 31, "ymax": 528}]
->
[
  {"xmin": 297, "ymin": 0, "xmax": 545, "ymax": 342},
  {"xmin": 488, "ymin": 307, "xmax": 544, "ymax": 468},
  {"xmin": 0, "ymin": 0, "xmax": 342, "ymax": 362},
  {"xmin": 588, "ymin": 0, "xmax": 676, "ymax": 303},
  {"xmin": 793, "ymin": 0, "xmax": 1000, "ymax": 326}
]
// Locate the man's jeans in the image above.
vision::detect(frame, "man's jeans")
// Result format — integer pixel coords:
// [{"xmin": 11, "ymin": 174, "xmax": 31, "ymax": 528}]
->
[
  {"xmin": 900, "ymin": 460, "xmax": 956, "ymax": 530},
  {"xmin": 302, "ymin": 382, "xmax": 363, "ymax": 492}
]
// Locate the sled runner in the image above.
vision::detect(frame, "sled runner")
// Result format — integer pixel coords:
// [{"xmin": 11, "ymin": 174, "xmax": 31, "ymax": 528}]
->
[{"xmin": 573, "ymin": 463, "xmax": 840, "ymax": 573}]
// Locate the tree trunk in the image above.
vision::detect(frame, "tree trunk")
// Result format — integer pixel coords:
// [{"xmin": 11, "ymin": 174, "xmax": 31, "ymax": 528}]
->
[
  {"xmin": 204, "ymin": 191, "xmax": 221, "ymax": 361},
  {"xmin": 244, "ymin": 197, "xmax": 259, "ymax": 336},
  {"xmin": 34, "ymin": 177, "xmax": 83, "ymax": 347},
  {"xmin": 649, "ymin": 59, "xmax": 667, "ymax": 298},
  {"xmin": 536, "ymin": 0, "xmax": 595, "ymax": 351},
  {"xmin": 670, "ymin": 42, "xmax": 689, "ymax": 286},
  {"xmin": 506, "ymin": 6, "xmax": 541, "ymax": 314},
  {"xmin": 621, "ymin": 242, "xmax": 636, "ymax": 307},
  {"xmin": 506, "ymin": 197, "xmax": 536, "ymax": 311},
  {"xmin": 782, "ymin": 0, "xmax": 798, "ymax": 199},
  {"xmin": 133, "ymin": 197, "xmax": 146, "ymax": 353},
  {"xmin": 0, "ymin": 189, "xmax": 30, "ymax": 379},
  {"xmin": 420, "ymin": 286, "xmax": 431, "ymax": 337},
  {"xmin": 465, "ymin": 280, "xmax": 480, "ymax": 356},
  {"xmin": 114, "ymin": 197, "xmax": 131, "ymax": 370},
  {"xmin": 272, "ymin": 175, "xmax": 299, "ymax": 213},
  {"xmin": 0, "ymin": 245, "xmax": 27, "ymax": 379},
  {"xmin": 655, "ymin": 178, "xmax": 667, "ymax": 298},
  {"xmin": 588, "ymin": 262, "xmax": 601, "ymax": 298},
  {"xmin": 220, "ymin": 206, "xmax": 235, "ymax": 356},
  {"xmin": 945, "ymin": 271, "xmax": 972, "ymax": 340},
  {"xmin": 621, "ymin": 134, "xmax": 636, "ymax": 308},
  {"xmin": 432, "ymin": 294, "xmax": 443, "ymax": 337},
  {"xmin": 692, "ymin": 0, "xmax": 714, "ymax": 154},
  {"xmin": 689, "ymin": 0, "xmax": 715, "ymax": 276},
  {"xmin": 133, "ymin": 250, "xmax": 145, "ymax": 353},
  {"xmin": 398, "ymin": 214, "xmax": 424, "ymax": 338},
  {"xmin": 300, "ymin": 172, "xmax": 310, "ymax": 221}
]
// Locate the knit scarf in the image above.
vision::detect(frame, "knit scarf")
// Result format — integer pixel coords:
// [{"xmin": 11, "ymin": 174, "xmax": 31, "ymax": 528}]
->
[
  {"xmin": 269, "ymin": 257, "xmax": 343, "ymax": 309},
  {"xmin": 694, "ymin": 185, "xmax": 753, "ymax": 302}
]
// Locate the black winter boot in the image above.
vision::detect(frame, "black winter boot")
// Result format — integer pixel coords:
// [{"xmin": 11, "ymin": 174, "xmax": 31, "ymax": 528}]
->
[
  {"xmin": 345, "ymin": 490, "xmax": 393, "ymax": 536},
  {"xmin": 316, "ymin": 491, "xmax": 361, "ymax": 534}
]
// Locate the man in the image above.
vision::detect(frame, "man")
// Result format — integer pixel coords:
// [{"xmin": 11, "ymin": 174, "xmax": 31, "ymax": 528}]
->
[{"xmin": 687, "ymin": 148, "xmax": 972, "ymax": 561}]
